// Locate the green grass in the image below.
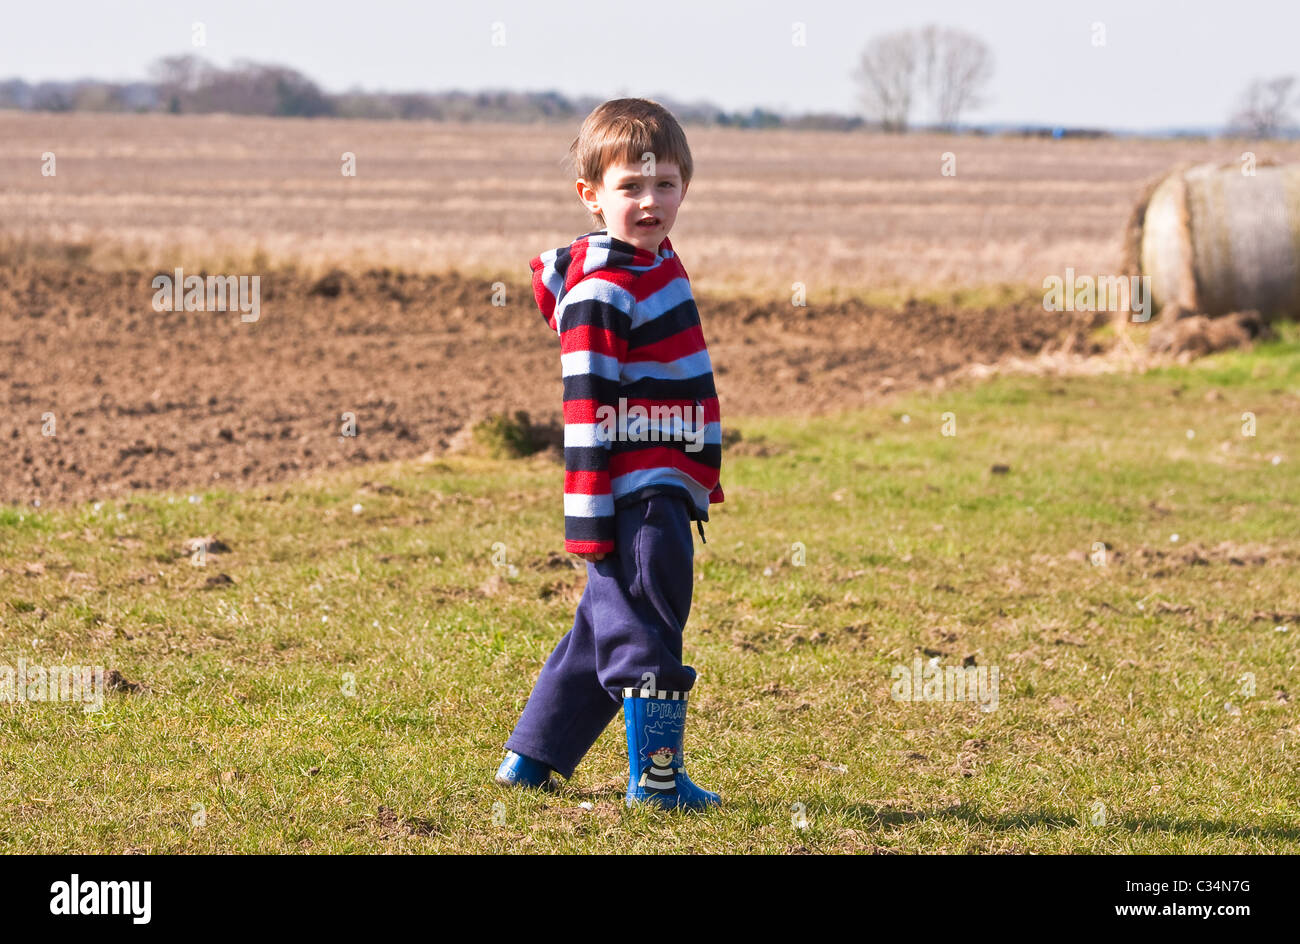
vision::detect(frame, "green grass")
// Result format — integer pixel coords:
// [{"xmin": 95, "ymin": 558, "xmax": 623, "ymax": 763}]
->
[{"xmin": 2, "ymin": 331, "xmax": 1299, "ymax": 853}]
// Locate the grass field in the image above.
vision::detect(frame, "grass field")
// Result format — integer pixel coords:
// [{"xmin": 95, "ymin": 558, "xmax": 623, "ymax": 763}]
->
[{"xmin": 2, "ymin": 324, "xmax": 1297, "ymax": 853}]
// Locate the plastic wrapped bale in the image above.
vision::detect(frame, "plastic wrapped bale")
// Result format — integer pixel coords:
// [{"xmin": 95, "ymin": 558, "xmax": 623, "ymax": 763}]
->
[{"xmin": 1125, "ymin": 161, "xmax": 1300, "ymax": 319}]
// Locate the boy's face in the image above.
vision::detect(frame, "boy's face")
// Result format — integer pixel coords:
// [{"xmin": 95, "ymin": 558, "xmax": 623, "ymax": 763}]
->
[{"xmin": 576, "ymin": 159, "xmax": 687, "ymax": 253}]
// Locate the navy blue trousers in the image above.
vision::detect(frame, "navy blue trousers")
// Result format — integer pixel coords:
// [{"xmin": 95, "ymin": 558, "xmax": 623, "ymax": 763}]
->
[{"xmin": 504, "ymin": 493, "xmax": 698, "ymax": 778}]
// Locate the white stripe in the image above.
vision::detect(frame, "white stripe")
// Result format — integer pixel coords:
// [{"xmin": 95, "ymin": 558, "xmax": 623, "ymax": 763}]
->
[
  {"xmin": 563, "ymin": 491, "xmax": 614, "ymax": 519},
  {"xmin": 622, "ymin": 688, "xmax": 689, "ymax": 700},
  {"xmin": 582, "ymin": 235, "xmax": 664, "ymax": 273},
  {"xmin": 560, "ymin": 349, "xmax": 620, "ymax": 382},
  {"xmin": 582, "ymin": 243, "xmax": 612, "ymax": 275},
  {"xmin": 564, "ymin": 422, "xmax": 610, "ymax": 449},
  {"xmin": 631, "ymin": 277, "xmax": 692, "ymax": 326},
  {"xmin": 621, "ymin": 350, "xmax": 714, "ymax": 384},
  {"xmin": 538, "ymin": 250, "xmax": 565, "ymax": 334},
  {"xmin": 556, "ymin": 275, "xmax": 635, "ymax": 331}
]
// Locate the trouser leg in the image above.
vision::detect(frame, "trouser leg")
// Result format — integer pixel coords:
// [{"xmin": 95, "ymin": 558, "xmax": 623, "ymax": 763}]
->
[
  {"xmin": 589, "ymin": 494, "xmax": 698, "ymax": 696},
  {"xmin": 504, "ymin": 494, "xmax": 699, "ymax": 777},
  {"xmin": 504, "ymin": 579, "xmax": 621, "ymax": 779}
]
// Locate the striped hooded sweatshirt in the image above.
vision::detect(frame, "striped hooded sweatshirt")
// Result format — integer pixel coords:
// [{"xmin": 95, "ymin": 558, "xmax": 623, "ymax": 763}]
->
[{"xmin": 530, "ymin": 230, "xmax": 724, "ymax": 554}]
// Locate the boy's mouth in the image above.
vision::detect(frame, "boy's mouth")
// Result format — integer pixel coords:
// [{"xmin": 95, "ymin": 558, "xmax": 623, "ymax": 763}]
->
[{"xmin": 635, "ymin": 218, "xmax": 660, "ymax": 229}]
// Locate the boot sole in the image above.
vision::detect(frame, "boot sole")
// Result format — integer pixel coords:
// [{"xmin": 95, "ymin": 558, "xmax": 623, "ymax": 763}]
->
[
  {"xmin": 625, "ymin": 795, "xmax": 721, "ymax": 811},
  {"xmin": 495, "ymin": 775, "xmax": 558, "ymax": 791}
]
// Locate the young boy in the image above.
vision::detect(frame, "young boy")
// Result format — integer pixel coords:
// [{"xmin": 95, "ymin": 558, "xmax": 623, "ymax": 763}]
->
[{"xmin": 494, "ymin": 99, "xmax": 724, "ymax": 810}]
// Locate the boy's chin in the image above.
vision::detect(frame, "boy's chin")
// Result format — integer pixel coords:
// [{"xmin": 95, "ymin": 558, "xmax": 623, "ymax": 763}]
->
[{"xmin": 611, "ymin": 229, "xmax": 664, "ymax": 251}]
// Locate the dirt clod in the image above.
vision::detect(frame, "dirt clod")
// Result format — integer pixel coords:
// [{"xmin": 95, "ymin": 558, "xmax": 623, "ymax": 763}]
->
[
  {"xmin": 105, "ymin": 669, "xmax": 144, "ymax": 693},
  {"xmin": 1147, "ymin": 309, "xmax": 1272, "ymax": 359}
]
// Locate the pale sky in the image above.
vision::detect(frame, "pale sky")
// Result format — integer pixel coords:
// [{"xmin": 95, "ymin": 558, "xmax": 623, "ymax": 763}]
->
[{"xmin": 3, "ymin": 0, "xmax": 1293, "ymax": 131}]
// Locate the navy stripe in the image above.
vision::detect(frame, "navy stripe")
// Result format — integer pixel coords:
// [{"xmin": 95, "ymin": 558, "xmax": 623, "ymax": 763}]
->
[
  {"xmin": 558, "ymin": 296, "xmax": 633, "ymax": 335},
  {"xmin": 562, "ymin": 373, "xmax": 622, "ymax": 406},
  {"xmin": 628, "ymin": 298, "xmax": 704, "ymax": 347},
  {"xmin": 564, "ymin": 515, "xmax": 615, "ymax": 544},
  {"xmin": 613, "ymin": 439, "xmax": 721, "ymax": 464},
  {"xmin": 620, "ymin": 375, "xmax": 717, "ymax": 402},
  {"xmin": 562, "ymin": 445, "xmax": 611, "ymax": 471},
  {"xmin": 553, "ymin": 245, "xmax": 572, "ymax": 281}
]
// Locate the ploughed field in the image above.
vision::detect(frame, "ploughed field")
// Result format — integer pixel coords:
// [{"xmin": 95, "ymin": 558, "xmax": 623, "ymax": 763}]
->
[
  {"xmin": 3, "ymin": 112, "xmax": 1295, "ymax": 506},
  {"xmin": 1, "ymin": 263, "xmax": 1098, "ymax": 506}
]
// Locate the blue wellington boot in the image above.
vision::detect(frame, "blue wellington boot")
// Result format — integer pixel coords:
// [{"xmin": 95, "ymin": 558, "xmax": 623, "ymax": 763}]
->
[
  {"xmin": 494, "ymin": 750, "xmax": 557, "ymax": 790},
  {"xmin": 623, "ymin": 688, "xmax": 721, "ymax": 811}
]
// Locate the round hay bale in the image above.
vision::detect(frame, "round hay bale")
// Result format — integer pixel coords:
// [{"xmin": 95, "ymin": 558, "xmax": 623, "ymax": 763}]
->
[{"xmin": 1129, "ymin": 161, "xmax": 1300, "ymax": 319}]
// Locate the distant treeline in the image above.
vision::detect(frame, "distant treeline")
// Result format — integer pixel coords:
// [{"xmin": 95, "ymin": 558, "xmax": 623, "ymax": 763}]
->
[{"xmin": 0, "ymin": 54, "xmax": 864, "ymax": 129}]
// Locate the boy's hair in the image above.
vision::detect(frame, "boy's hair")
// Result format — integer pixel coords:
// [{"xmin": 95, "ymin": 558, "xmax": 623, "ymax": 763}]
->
[{"xmin": 569, "ymin": 98, "xmax": 693, "ymax": 228}]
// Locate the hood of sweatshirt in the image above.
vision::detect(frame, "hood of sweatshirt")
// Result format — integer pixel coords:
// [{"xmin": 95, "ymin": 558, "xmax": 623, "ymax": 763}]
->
[{"xmin": 529, "ymin": 230, "xmax": 671, "ymax": 333}]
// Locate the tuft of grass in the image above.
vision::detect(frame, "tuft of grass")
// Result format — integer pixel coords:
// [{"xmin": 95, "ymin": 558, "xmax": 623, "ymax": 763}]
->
[{"xmin": 470, "ymin": 411, "xmax": 549, "ymax": 460}]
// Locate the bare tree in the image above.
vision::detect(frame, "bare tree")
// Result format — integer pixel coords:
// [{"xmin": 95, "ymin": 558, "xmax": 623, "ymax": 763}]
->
[
  {"xmin": 854, "ymin": 26, "xmax": 993, "ymax": 133},
  {"xmin": 853, "ymin": 30, "xmax": 919, "ymax": 132},
  {"xmin": 919, "ymin": 25, "xmax": 994, "ymax": 130},
  {"xmin": 1228, "ymin": 76, "xmax": 1297, "ymax": 138},
  {"xmin": 149, "ymin": 54, "xmax": 210, "ymax": 112}
]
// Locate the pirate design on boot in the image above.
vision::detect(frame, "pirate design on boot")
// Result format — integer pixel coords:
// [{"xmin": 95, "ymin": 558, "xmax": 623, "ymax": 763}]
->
[
  {"xmin": 623, "ymin": 688, "xmax": 720, "ymax": 810},
  {"xmin": 639, "ymin": 745, "xmax": 678, "ymax": 793}
]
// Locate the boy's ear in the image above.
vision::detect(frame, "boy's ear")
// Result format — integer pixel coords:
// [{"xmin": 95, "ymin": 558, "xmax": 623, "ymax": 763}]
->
[{"xmin": 575, "ymin": 178, "xmax": 600, "ymax": 214}]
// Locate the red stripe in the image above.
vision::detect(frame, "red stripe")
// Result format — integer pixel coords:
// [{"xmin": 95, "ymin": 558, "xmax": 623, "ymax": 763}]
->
[
  {"xmin": 564, "ymin": 468, "xmax": 612, "ymax": 496},
  {"xmin": 531, "ymin": 256, "xmax": 557, "ymax": 329},
  {"xmin": 633, "ymin": 254, "xmax": 684, "ymax": 299},
  {"xmin": 560, "ymin": 323, "xmax": 624, "ymax": 359},
  {"xmin": 624, "ymin": 325, "xmax": 704, "ymax": 364},
  {"xmin": 565, "ymin": 539, "xmax": 614, "ymax": 554},
  {"xmin": 570, "ymin": 262, "xmax": 638, "ymax": 297},
  {"xmin": 566, "ymin": 241, "xmax": 590, "ymax": 294},
  {"xmin": 563, "ymin": 397, "xmax": 619, "ymax": 425},
  {"xmin": 609, "ymin": 445, "xmax": 719, "ymax": 485},
  {"xmin": 563, "ymin": 398, "xmax": 719, "ymax": 430}
]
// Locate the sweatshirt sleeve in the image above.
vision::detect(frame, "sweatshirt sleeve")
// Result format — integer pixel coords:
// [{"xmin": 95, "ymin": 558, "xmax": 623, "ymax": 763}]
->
[{"xmin": 557, "ymin": 277, "xmax": 633, "ymax": 554}]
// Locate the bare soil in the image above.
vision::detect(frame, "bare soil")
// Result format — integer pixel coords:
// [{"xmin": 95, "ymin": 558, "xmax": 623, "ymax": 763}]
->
[{"xmin": 1, "ymin": 264, "xmax": 1103, "ymax": 506}]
